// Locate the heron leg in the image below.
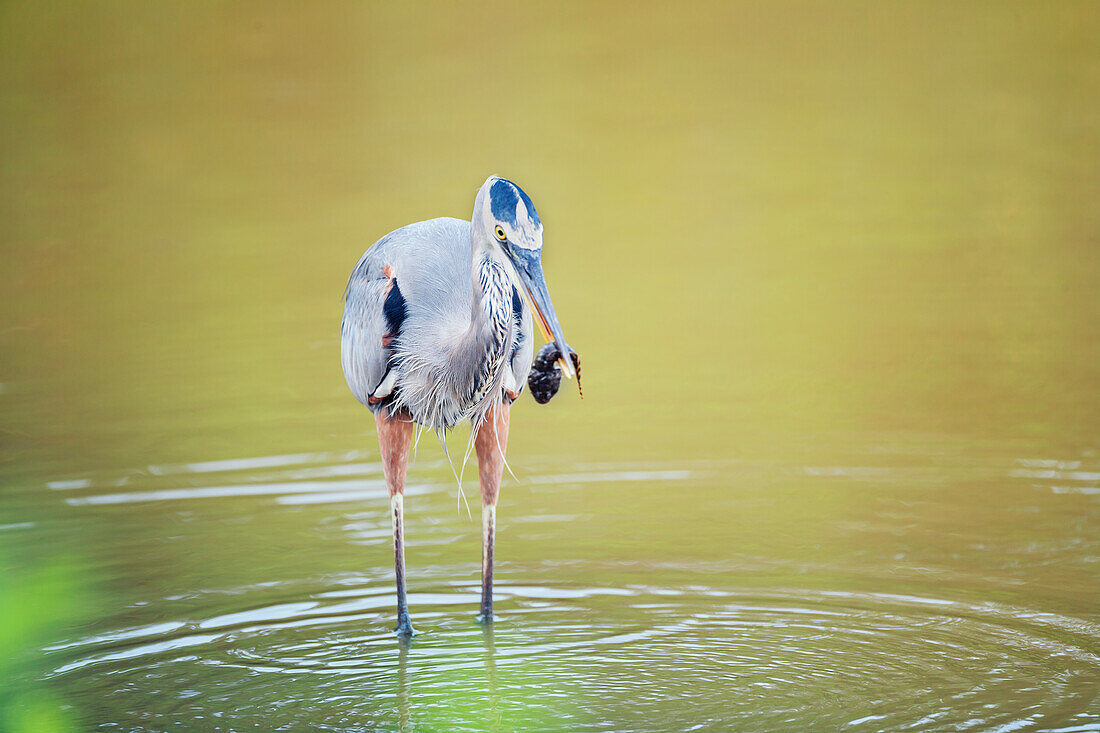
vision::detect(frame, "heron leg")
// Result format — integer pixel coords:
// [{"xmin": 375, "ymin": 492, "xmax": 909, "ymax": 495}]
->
[
  {"xmin": 475, "ymin": 401, "xmax": 510, "ymax": 621},
  {"xmin": 377, "ymin": 408, "xmax": 415, "ymax": 636}
]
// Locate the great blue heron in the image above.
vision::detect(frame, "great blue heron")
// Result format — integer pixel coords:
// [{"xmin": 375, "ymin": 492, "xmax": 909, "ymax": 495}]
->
[{"xmin": 341, "ymin": 175, "xmax": 578, "ymax": 636}]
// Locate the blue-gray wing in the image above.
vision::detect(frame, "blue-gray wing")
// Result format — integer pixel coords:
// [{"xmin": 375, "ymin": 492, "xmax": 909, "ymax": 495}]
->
[
  {"xmin": 340, "ymin": 217, "xmax": 472, "ymax": 411},
  {"xmin": 340, "ymin": 247, "xmax": 392, "ymax": 408}
]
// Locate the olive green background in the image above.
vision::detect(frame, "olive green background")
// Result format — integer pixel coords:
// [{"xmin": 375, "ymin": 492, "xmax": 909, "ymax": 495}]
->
[{"xmin": 2, "ymin": 2, "xmax": 1098, "ymax": 730}]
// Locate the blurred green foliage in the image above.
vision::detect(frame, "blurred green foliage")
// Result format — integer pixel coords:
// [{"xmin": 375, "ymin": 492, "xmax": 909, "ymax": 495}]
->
[{"xmin": 0, "ymin": 557, "xmax": 86, "ymax": 733}]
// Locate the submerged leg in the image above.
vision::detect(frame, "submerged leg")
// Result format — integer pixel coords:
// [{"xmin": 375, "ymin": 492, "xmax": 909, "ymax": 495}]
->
[
  {"xmin": 475, "ymin": 401, "xmax": 511, "ymax": 621},
  {"xmin": 377, "ymin": 408, "xmax": 415, "ymax": 636}
]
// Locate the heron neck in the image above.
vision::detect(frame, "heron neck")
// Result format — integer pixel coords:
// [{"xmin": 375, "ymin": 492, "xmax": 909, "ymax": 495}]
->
[
  {"xmin": 471, "ymin": 251, "xmax": 511, "ymax": 334},
  {"xmin": 454, "ymin": 239, "xmax": 515, "ymax": 416},
  {"xmin": 461, "ymin": 251, "xmax": 512, "ymax": 398}
]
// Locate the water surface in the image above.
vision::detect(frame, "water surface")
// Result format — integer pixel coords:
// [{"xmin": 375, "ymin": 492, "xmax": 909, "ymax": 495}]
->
[{"xmin": 2, "ymin": 2, "xmax": 1098, "ymax": 730}]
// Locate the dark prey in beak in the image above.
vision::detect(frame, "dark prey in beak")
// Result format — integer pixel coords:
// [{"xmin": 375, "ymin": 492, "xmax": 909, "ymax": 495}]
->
[{"xmin": 528, "ymin": 343, "xmax": 582, "ymax": 404}]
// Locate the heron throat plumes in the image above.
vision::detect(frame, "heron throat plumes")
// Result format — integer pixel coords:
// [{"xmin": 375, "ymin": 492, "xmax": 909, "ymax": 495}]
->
[{"xmin": 388, "ymin": 248, "xmax": 517, "ymax": 436}]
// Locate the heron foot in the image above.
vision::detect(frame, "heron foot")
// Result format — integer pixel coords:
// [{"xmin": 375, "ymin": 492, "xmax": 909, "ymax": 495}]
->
[
  {"xmin": 394, "ymin": 616, "xmax": 417, "ymax": 637},
  {"xmin": 476, "ymin": 609, "xmax": 496, "ymax": 624}
]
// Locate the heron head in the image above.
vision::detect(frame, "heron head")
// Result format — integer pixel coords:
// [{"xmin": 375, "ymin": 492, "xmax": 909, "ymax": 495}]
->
[
  {"xmin": 472, "ymin": 175, "xmax": 575, "ymax": 377},
  {"xmin": 472, "ymin": 175, "xmax": 543, "ymax": 251}
]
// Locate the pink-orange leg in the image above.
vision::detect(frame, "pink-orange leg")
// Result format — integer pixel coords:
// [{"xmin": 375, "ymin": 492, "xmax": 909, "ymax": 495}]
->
[
  {"xmin": 376, "ymin": 408, "xmax": 415, "ymax": 636},
  {"xmin": 475, "ymin": 401, "xmax": 511, "ymax": 621}
]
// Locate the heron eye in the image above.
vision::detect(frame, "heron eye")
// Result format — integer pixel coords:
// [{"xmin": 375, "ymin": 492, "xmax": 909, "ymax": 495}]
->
[{"xmin": 494, "ymin": 226, "xmax": 507, "ymax": 241}]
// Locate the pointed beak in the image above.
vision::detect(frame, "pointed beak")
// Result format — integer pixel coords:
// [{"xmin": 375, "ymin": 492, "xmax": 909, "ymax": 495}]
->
[{"xmin": 509, "ymin": 248, "xmax": 575, "ymax": 378}]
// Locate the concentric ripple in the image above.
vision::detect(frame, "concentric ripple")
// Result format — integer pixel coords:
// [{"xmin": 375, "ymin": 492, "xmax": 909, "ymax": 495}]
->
[{"xmin": 46, "ymin": 573, "xmax": 1100, "ymax": 732}]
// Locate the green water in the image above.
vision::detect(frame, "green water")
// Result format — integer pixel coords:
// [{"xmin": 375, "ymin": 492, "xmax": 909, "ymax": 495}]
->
[{"xmin": 2, "ymin": 2, "xmax": 1099, "ymax": 730}]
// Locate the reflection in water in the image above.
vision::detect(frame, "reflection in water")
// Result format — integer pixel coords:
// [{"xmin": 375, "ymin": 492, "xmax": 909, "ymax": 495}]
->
[
  {"xmin": 481, "ymin": 625, "xmax": 500, "ymax": 731},
  {"xmin": 397, "ymin": 638, "xmax": 411, "ymax": 733}
]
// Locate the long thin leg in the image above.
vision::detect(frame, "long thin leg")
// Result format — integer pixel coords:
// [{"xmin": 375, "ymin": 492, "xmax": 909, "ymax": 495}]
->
[
  {"xmin": 376, "ymin": 408, "xmax": 415, "ymax": 636},
  {"xmin": 475, "ymin": 401, "xmax": 510, "ymax": 621}
]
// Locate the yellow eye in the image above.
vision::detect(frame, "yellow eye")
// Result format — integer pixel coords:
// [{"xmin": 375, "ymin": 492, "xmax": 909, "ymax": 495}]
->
[{"xmin": 494, "ymin": 226, "xmax": 507, "ymax": 241}]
